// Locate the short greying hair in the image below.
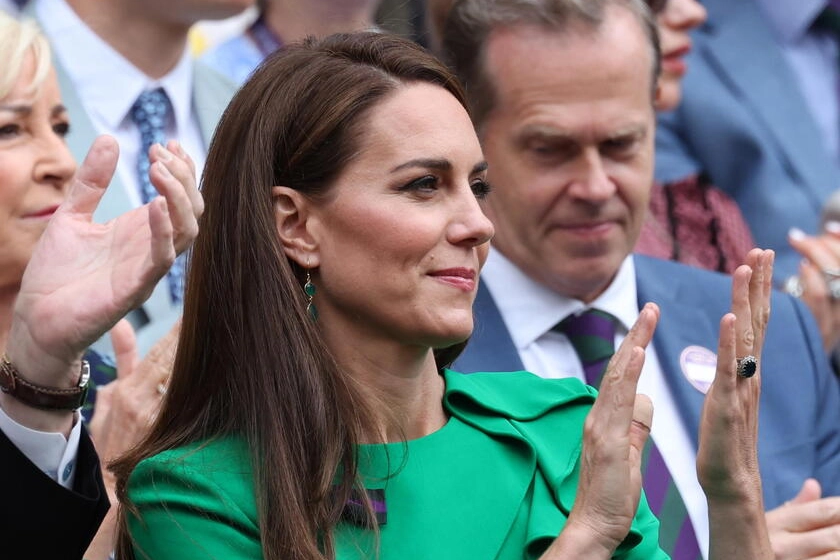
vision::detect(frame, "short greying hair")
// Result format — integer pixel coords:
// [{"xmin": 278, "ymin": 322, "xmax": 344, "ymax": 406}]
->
[
  {"xmin": 440, "ymin": 0, "xmax": 661, "ymax": 129},
  {"xmin": 0, "ymin": 13, "xmax": 52, "ymax": 100}
]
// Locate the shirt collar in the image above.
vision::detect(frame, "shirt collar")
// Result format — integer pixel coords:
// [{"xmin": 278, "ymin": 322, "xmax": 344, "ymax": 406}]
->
[
  {"xmin": 481, "ymin": 249, "xmax": 639, "ymax": 350},
  {"xmin": 754, "ymin": 0, "xmax": 827, "ymax": 42},
  {"xmin": 37, "ymin": 0, "xmax": 195, "ymax": 134}
]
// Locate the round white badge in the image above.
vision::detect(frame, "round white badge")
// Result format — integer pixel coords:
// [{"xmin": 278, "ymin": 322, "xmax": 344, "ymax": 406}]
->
[{"xmin": 679, "ymin": 345, "xmax": 718, "ymax": 394}]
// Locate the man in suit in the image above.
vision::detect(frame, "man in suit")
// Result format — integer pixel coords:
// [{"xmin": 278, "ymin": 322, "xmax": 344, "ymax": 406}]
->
[
  {"xmin": 654, "ymin": 0, "xmax": 840, "ymax": 284},
  {"xmin": 30, "ymin": 0, "xmax": 249, "ymax": 356},
  {"xmin": 440, "ymin": 0, "xmax": 840, "ymax": 557}
]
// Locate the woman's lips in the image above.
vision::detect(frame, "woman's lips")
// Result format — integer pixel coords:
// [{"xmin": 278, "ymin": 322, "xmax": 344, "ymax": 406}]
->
[
  {"xmin": 662, "ymin": 44, "xmax": 691, "ymax": 76},
  {"xmin": 22, "ymin": 204, "xmax": 60, "ymax": 219},
  {"xmin": 429, "ymin": 268, "xmax": 477, "ymax": 291}
]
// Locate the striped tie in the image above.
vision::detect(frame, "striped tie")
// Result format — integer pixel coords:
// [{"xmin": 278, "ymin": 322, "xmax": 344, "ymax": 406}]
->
[{"xmin": 556, "ymin": 309, "xmax": 702, "ymax": 559}]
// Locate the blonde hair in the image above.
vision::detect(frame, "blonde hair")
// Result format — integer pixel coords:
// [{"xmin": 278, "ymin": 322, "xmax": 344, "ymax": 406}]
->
[{"xmin": 0, "ymin": 13, "xmax": 52, "ymax": 99}]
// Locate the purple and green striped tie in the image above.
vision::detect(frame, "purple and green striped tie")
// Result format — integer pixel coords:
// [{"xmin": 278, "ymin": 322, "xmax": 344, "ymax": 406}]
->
[{"xmin": 556, "ymin": 309, "xmax": 702, "ymax": 559}]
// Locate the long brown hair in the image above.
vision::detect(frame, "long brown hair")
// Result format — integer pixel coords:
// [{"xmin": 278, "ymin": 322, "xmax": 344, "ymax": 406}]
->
[{"xmin": 113, "ymin": 32, "xmax": 469, "ymax": 560}]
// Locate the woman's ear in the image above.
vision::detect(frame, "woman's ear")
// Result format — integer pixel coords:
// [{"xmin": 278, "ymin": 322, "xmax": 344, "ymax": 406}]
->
[{"xmin": 272, "ymin": 186, "xmax": 320, "ymax": 267}]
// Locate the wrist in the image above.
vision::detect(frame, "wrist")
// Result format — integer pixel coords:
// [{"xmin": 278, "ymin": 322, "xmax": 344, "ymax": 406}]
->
[{"xmin": 541, "ymin": 520, "xmax": 616, "ymax": 560}]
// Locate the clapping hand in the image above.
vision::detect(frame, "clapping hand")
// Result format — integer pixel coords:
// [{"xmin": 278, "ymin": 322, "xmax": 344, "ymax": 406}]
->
[
  {"xmin": 697, "ymin": 248, "xmax": 774, "ymax": 559},
  {"xmin": 543, "ymin": 303, "xmax": 660, "ymax": 559},
  {"xmin": 6, "ymin": 136, "xmax": 200, "ymax": 392}
]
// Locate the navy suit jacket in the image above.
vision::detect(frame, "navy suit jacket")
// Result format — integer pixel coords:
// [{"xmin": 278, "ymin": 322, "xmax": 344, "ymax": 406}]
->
[
  {"xmin": 455, "ymin": 255, "xmax": 840, "ymax": 509},
  {"xmin": 654, "ymin": 0, "xmax": 840, "ymax": 281},
  {"xmin": 0, "ymin": 425, "xmax": 108, "ymax": 557}
]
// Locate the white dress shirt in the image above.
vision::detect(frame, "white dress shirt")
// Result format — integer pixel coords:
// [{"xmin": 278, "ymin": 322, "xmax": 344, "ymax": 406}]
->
[
  {"xmin": 481, "ymin": 249, "xmax": 710, "ymax": 558},
  {"xmin": 35, "ymin": 0, "xmax": 208, "ymax": 209},
  {"xmin": 0, "ymin": 405, "xmax": 81, "ymax": 489}
]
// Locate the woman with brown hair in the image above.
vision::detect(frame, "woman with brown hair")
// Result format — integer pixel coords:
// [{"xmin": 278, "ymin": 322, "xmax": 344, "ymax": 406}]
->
[{"xmin": 115, "ymin": 32, "xmax": 773, "ymax": 560}]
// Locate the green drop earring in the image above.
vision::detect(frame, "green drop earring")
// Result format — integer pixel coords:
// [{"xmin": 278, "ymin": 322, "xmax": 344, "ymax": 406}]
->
[{"xmin": 304, "ymin": 266, "xmax": 318, "ymax": 321}]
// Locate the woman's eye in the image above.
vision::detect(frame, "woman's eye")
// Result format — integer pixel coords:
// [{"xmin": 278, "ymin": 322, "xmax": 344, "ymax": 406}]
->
[
  {"xmin": 0, "ymin": 124, "xmax": 20, "ymax": 138},
  {"xmin": 471, "ymin": 179, "xmax": 492, "ymax": 200},
  {"xmin": 53, "ymin": 122, "xmax": 70, "ymax": 137},
  {"xmin": 400, "ymin": 175, "xmax": 439, "ymax": 194}
]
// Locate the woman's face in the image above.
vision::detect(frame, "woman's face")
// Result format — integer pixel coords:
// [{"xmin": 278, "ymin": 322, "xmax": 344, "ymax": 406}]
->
[
  {"xmin": 0, "ymin": 52, "xmax": 74, "ymax": 289},
  {"xmin": 655, "ymin": 0, "xmax": 707, "ymax": 112},
  {"xmin": 308, "ymin": 82, "xmax": 494, "ymax": 352}
]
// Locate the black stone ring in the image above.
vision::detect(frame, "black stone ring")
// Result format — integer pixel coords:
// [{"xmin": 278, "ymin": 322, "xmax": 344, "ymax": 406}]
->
[{"xmin": 736, "ymin": 355, "xmax": 758, "ymax": 379}]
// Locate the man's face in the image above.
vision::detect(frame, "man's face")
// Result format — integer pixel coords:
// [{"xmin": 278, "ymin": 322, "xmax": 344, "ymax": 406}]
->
[{"xmin": 479, "ymin": 7, "xmax": 656, "ymax": 302}]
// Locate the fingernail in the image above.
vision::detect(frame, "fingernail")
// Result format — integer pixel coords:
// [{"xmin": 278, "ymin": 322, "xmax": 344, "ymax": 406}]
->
[
  {"xmin": 171, "ymin": 140, "xmax": 184, "ymax": 157},
  {"xmin": 788, "ymin": 227, "xmax": 806, "ymax": 241},
  {"xmin": 155, "ymin": 144, "xmax": 173, "ymax": 162},
  {"xmin": 826, "ymin": 221, "xmax": 840, "ymax": 234},
  {"xmin": 156, "ymin": 161, "xmax": 172, "ymax": 177}
]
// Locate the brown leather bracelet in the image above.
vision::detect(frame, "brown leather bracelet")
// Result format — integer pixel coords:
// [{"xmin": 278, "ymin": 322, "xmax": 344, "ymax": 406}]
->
[{"xmin": 0, "ymin": 354, "xmax": 90, "ymax": 410}]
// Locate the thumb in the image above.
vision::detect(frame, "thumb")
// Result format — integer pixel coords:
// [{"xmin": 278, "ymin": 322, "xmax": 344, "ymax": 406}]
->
[
  {"xmin": 110, "ymin": 319, "xmax": 138, "ymax": 379},
  {"xmin": 788, "ymin": 478, "xmax": 822, "ymax": 505},
  {"xmin": 62, "ymin": 135, "xmax": 119, "ymax": 217}
]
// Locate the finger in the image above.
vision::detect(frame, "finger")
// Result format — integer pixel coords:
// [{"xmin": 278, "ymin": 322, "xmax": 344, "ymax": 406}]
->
[
  {"xmin": 140, "ymin": 319, "xmax": 180, "ymax": 390},
  {"xmin": 147, "ymin": 150, "xmax": 200, "ymax": 255},
  {"xmin": 61, "ymin": 135, "xmax": 119, "ymax": 218},
  {"xmin": 788, "ymin": 478, "xmax": 823, "ymax": 506},
  {"xmin": 730, "ymin": 263, "xmax": 755, "ymax": 359},
  {"xmin": 748, "ymin": 250, "xmax": 772, "ymax": 358},
  {"xmin": 148, "ymin": 196, "xmax": 177, "ymax": 273},
  {"xmin": 775, "ymin": 497, "xmax": 840, "ymax": 533},
  {"xmin": 167, "ymin": 140, "xmax": 197, "ymax": 182},
  {"xmin": 800, "ymin": 260, "xmax": 828, "ymax": 303},
  {"xmin": 629, "ymin": 392, "xmax": 653, "ymax": 462},
  {"xmin": 109, "ymin": 319, "xmax": 139, "ymax": 379},
  {"xmin": 714, "ymin": 313, "xmax": 738, "ymax": 394},
  {"xmin": 152, "ymin": 143, "xmax": 204, "ymax": 220},
  {"xmin": 790, "ymin": 232, "xmax": 840, "ymax": 274},
  {"xmin": 596, "ymin": 305, "xmax": 658, "ymax": 435}
]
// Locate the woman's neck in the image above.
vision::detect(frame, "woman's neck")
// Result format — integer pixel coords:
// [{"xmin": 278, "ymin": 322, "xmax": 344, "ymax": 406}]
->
[{"xmin": 323, "ymin": 327, "xmax": 448, "ymax": 443}]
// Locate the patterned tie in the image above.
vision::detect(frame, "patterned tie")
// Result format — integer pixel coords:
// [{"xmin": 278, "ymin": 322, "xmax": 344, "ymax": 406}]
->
[
  {"xmin": 130, "ymin": 88, "xmax": 184, "ymax": 304},
  {"xmin": 555, "ymin": 310, "xmax": 702, "ymax": 560}
]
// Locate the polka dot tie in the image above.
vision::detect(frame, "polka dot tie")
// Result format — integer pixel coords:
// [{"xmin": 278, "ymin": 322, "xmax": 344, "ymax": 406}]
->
[
  {"xmin": 555, "ymin": 309, "xmax": 702, "ymax": 559},
  {"xmin": 130, "ymin": 88, "xmax": 184, "ymax": 304}
]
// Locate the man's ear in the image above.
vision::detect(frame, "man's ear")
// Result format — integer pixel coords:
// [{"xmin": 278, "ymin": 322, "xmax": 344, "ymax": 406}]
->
[{"xmin": 272, "ymin": 186, "xmax": 320, "ymax": 267}]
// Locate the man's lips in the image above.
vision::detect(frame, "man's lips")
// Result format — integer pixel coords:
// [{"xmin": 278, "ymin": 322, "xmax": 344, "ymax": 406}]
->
[
  {"xmin": 22, "ymin": 204, "xmax": 60, "ymax": 219},
  {"xmin": 429, "ymin": 268, "xmax": 477, "ymax": 291}
]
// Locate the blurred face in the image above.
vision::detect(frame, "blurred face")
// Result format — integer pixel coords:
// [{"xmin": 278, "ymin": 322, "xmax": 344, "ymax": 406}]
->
[
  {"xmin": 309, "ymin": 83, "xmax": 494, "ymax": 351},
  {"xmin": 655, "ymin": 0, "xmax": 707, "ymax": 112},
  {"xmin": 479, "ymin": 8, "xmax": 656, "ymax": 303},
  {"xmin": 140, "ymin": 0, "xmax": 254, "ymax": 26},
  {"xmin": 0, "ymin": 53, "xmax": 75, "ymax": 289}
]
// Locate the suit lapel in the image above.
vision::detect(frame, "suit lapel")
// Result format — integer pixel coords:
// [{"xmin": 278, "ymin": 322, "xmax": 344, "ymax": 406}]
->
[
  {"xmin": 192, "ymin": 62, "xmax": 235, "ymax": 146},
  {"xmin": 698, "ymin": 0, "xmax": 838, "ymax": 207},
  {"xmin": 635, "ymin": 257, "xmax": 720, "ymax": 449},
  {"xmin": 455, "ymin": 281, "xmax": 525, "ymax": 373}
]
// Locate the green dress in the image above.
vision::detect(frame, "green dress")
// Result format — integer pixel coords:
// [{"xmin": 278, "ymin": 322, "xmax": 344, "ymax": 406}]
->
[{"xmin": 127, "ymin": 370, "xmax": 667, "ymax": 559}]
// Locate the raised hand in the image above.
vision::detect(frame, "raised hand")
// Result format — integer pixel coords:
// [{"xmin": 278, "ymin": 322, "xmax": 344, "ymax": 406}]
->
[
  {"xmin": 6, "ymin": 136, "xmax": 200, "ymax": 390},
  {"xmin": 543, "ymin": 303, "xmax": 660, "ymax": 559},
  {"xmin": 786, "ymin": 227, "xmax": 840, "ymax": 352},
  {"xmin": 697, "ymin": 248, "xmax": 774, "ymax": 560}
]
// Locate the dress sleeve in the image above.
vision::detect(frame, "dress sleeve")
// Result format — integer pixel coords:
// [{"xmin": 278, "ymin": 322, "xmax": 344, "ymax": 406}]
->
[{"xmin": 126, "ymin": 452, "xmax": 263, "ymax": 560}]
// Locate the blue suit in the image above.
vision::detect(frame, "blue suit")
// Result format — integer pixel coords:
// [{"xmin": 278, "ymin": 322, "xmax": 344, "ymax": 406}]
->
[
  {"xmin": 455, "ymin": 255, "xmax": 840, "ymax": 510},
  {"xmin": 654, "ymin": 0, "xmax": 840, "ymax": 281},
  {"xmin": 49, "ymin": 55, "xmax": 236, "ymax": 357}
]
